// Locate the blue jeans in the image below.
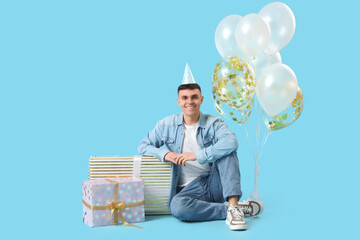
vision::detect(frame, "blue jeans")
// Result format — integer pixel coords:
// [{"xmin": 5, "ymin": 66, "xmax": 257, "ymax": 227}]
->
[{"xmin": 169, "ymin": 151, "xmax": 242, "ymax": 222}]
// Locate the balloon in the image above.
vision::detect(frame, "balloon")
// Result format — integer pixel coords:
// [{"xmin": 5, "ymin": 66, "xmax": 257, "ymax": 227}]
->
[
  {"xmin": 235, "ymin": 14, "xmax": 271, "ymax": 57},
  {"xmin": 262, "ymin": 87, "xmax": 304, "ymax": 131},
  {"xmin": 259, "ymin": 2, "xmax": 296, "ymax": 55},
  {"xmin": 213, "ymin": 57, "xmax": 256, "ymax": 113},
  {"xmin": 246, "ymin": 51, "xmax": 282, "ymax": 76},
  {"xmin": 256, "ymin": 63, "xmax": 298, "ymax": 116},
  {"xmin": 213, "ymin": 90, "xmax": 254, "ymax": 125},
  {"xmin": 215, "ymin": 15, "xmax": 247, "ymax": 59}
]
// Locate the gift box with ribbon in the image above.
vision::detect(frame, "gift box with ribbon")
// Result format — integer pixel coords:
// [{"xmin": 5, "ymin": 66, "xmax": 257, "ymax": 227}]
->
[
  {"xmin": 88, "ymin": 156, "xmax": 171, "ymax": 215},
  {"xmin": 82, "ymin": 177, "xmax": 145, "ymax": 228}
]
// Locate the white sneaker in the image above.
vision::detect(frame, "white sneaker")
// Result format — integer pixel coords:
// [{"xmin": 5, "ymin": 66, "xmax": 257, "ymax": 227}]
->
[
  {"xmin": 238, "ymin": 200, "xmax": 263, "ymax": 217},
  {"xmin": 226, "ymin": 204, "xmax": 247, "ymax": 231}
]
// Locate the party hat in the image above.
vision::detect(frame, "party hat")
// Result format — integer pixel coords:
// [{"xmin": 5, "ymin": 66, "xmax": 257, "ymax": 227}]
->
[{"xmin": 182, "ymin": 63, "xmax": 196, "ymax": 84}]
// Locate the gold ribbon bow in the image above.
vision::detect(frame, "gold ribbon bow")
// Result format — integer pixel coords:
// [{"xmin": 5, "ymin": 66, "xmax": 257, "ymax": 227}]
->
[{"xmin": 83, "ymin": 178, "xmax": 144, "ymax": 228}]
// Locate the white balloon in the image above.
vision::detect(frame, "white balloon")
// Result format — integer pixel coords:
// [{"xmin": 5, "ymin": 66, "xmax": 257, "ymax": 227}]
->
[
  {"xmin": 259, "ymin": 2, "xmax": 296, "ymax": 55},
  {"xmin": 247, "ymin": 51, "xmax": 282, "ymax": 77},
  {"xmin": 235, "ymin": 14, "xmax": 271, "ymax": 57},
  {"xmin": 215, "ymin": 15, "xmax": 246, "ymax": 59},
  {"xmin": 256, "ymin": 63, "xmax": 298, "ymax": 116}
]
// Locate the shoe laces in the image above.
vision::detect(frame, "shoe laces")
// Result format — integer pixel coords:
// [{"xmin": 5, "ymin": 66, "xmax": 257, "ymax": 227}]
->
[
  {"xmin": 230, "ymin": 205, "xmax": 244, "ymax": 219},
  {"xmin": 241, "ymin": 205, "xmax": 251, "ymax": 214}
]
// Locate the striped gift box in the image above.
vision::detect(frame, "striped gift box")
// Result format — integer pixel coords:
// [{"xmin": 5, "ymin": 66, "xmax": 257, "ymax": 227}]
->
[{"xmin": 88, "ymin": 156, "xmax": 171, "ymax": 215}]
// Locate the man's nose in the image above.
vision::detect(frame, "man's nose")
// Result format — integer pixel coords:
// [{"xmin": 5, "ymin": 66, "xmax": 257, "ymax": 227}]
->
[{"xmin": 186, "ymin": 99, "xmax": 194, "ymax": 104}]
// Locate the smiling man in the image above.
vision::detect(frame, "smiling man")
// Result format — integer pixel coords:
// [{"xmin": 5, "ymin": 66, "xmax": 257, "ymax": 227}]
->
[{"xmin": 138, "ymin": 64, "xmax": 263, "ymax": 230}]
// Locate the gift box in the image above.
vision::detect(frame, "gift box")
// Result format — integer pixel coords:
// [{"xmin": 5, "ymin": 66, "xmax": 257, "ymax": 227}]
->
[
  {"xmin": 88, "ymin": 156, "xmax": 171, "ymax": 215},
  {"xmin": 82, "ymin": 177, "xmax": 145, "ymax": 227}
]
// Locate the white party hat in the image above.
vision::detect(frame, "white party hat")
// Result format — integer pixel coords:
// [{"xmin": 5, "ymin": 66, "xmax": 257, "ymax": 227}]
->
[{"xmin": 182, "ymin": 63, "xmax": 196, "ymax": 84}]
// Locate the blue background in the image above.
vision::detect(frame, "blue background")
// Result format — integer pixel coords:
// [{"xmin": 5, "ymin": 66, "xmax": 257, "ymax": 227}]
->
[{"xmin": 1, "ymin": 0, "xmax": 359, "ymax": 239}]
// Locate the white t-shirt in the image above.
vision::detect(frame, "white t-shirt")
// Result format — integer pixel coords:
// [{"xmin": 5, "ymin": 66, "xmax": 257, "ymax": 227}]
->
[{"xmin": 177, "ymin": 122, "xmax": 211, "ymax": 187}]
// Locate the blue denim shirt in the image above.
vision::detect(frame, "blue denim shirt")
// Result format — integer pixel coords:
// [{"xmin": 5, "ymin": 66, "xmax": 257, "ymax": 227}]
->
[{"xmin": 138, "ymin": 112, "xmax": 238, "ymax": 205}]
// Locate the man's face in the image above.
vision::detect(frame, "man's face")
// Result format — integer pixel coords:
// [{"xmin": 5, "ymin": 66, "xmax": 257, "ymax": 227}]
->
[{"xmin": 177, "ymin": 89, "xmax": 204, "ymax": 118}]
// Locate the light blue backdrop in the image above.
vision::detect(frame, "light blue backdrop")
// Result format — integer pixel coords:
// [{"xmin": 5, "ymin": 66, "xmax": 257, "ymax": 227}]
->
[{"xmin": 1, "ymin": 0, "xmax": 359, "ymax": 239}]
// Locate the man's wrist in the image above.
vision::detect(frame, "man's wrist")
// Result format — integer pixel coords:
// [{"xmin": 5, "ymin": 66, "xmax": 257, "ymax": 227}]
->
[{"xmin": 160, "ymin": 149, "xmax": 170, "ymax": 162}]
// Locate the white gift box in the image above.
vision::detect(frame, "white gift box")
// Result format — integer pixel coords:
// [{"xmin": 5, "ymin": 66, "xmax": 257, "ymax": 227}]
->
[{"xmin": 89, "ymin": 156, "xmax": 171, "ymax": 215}]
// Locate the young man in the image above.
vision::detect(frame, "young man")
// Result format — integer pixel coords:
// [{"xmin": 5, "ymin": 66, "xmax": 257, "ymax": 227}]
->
[{"xmin": 138, "ymin": 68, "xmax": 262, "ymax": 230}]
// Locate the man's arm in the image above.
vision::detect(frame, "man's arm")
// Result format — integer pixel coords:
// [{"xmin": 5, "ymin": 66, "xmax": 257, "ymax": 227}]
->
[
  {"xmin": 137, "ymin": 121, "xmax": 170, "ymax": 162},
  {"xmin": 195, "ymin": 118, "xmax": 238, "ymax": 164},
  {"xmin": 138, "ymin": 120, "xmax": 186, "ymax": 165}
]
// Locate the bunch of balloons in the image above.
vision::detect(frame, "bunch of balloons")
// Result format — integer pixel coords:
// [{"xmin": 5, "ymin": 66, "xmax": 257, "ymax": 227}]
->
[{"xmin": 213, "ymin": 2, "xmax": 303, "ymax": 131}]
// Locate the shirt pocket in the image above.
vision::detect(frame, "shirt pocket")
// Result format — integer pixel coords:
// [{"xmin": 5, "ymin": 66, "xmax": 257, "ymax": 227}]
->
[
  {"xmin": 163, "ymin": 137, "xmax": 176, "ymax": 151},
  {"xmin": 202, "ymin": 135, "xmax": 214, "ymax": 147}
]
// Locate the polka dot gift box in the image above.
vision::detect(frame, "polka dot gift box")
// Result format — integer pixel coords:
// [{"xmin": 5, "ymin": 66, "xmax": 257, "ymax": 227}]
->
[{"xmin": 82, "ymin": 177, "xmax": 145, "ymax": 228}]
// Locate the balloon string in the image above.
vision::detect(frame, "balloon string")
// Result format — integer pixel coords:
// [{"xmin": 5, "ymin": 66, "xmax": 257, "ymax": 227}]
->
[
  {"xmin": 255, "ymin": 100, "xmax": 261, "ymax": 165},
  {"xmin": 244, "ymin": 126, "xmax": 256, "ymax": 161},
  {"xmin": 258, "ymin": 129, "xmax": 270, "ymax": 162},
  {"xmin": 252, "ymin": 110, "xmax": 262, "ymax": 201},
  {"xmin": 250, "ymin": 128, "xmax": 271, "ymax": 201},
  {"xmin": 248, "ymin": 101, "xmax": 271, "ymax": 201},
  {"xmin": 245, "ymin": 125, "xmax": 258, "ymax": 201},
  {"xmin": 244, "ymin": 122, "xmax": 261, "ymax": 201}
]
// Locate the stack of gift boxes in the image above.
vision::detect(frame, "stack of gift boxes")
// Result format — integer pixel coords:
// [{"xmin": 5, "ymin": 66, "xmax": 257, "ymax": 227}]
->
[{"xmin": 82, "ymin": 156, "xmax": 171, "ymax": 228}]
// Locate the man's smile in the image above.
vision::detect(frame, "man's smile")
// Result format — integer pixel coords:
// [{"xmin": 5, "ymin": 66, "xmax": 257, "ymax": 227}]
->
[{"xmin": 185, "ymin": 105, "xmax": 196, "ymax": 109}]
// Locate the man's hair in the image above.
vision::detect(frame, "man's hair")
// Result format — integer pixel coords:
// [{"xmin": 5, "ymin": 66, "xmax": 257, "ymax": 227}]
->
[{"xmin": 177, "ymin": 83, "xmax": 202, "ymax": 94}]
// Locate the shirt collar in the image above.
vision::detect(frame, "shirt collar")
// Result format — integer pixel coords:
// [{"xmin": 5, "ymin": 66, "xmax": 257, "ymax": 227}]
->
[{"xmin": 176, "ymin": 112, "xmax": 206, "ymax": 128}]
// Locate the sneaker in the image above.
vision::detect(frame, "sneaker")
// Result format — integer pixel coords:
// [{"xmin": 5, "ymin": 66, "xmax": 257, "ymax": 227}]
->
[
  {"xmin": 226, "ymin": 204, "xmax": 247, "ymax": 230},
  {"xmin": 238, "ymin": 200, "xmax": 263, "ymax": 217}
]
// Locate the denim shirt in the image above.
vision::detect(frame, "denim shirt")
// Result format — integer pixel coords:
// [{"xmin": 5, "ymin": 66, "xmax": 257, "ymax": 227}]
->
[{"xmin": 138, "ymin": 112, "xmax": 238, "ymax": 205}]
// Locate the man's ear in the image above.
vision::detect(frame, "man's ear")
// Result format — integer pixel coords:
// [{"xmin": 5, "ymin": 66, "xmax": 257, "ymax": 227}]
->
[
  {"xmin": 201, "ymin": 96, "xmax": 204, "ymax": 104},
  {"xmin": 177, "ymin": 98, "xmax": 180, "ymax": 106}
]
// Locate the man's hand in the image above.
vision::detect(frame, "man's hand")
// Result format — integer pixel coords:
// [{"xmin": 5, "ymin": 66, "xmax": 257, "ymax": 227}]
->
[
  {"xmin": 164, "ymin": 152, "xmax": 196, "ymax": 166},
  {"xmin": 176, "ymin": 152, "xmax": 196, "ymax": 166},
  {"xmin": 164, "ymin": 152, "xmax": 180, "ymax": 164}
]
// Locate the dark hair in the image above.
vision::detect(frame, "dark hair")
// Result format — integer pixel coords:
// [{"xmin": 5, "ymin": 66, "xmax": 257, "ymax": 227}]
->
[{"xmin": 177, "ymin": 83, "xmax": 202, "ymax": 94}]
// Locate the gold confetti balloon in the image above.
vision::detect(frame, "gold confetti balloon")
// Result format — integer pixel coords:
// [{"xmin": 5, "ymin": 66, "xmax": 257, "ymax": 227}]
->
[
  {"xmin": 212, "ymin": 57, "xmax": 256, "ymax": 113},
  {"xmin": 262, "ymin": 87, "xmax": 304, "ymax": 131},
  {"xmin": 213, "ymin": 89, "xmax": 254, "ymax": 125}
]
